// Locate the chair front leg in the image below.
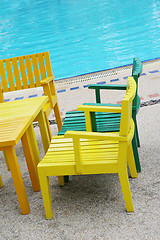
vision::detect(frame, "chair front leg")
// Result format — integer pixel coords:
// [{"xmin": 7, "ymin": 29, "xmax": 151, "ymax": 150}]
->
[{"xmin": 38, "ymin": 168, "xmax": 53, "ymax": 219}]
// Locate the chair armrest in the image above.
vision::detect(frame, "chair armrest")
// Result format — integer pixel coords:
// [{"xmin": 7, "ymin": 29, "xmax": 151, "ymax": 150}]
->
[
  {"xmin": 88, "ymin": 84, "xmax": 127, "ymax": 103},
  {"xmin": 64, "ymin": 131, "xmax": 127, "ymax": 141},
  {"xmin": 88, "ymin": 84, "xmax": 127, "ymax": 90},
  {"xmin": 77, "ymin": 104, "xmax": 122, "ymax": 113},
  {"xmin": 83, "ymin": 103, "xmax": 122, "ymax": 107},
  {"xmin": 40, "ymin": 76, "xmax": 55, "ymax": 85},
  {"xmin": 77, "ymin": 105, "xmax": 122, "ymax": 132}
]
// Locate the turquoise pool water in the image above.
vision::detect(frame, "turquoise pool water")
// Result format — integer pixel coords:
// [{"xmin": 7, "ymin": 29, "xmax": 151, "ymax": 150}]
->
[{"xmin": 0, "ymin": 0, "xmax": 160, "ymax": 80}]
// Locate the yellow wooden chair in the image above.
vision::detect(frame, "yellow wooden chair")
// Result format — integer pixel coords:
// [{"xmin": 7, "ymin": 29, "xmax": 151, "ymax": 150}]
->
[
  {"xmin": 38, "ymin": 77, "xmax": 137, "ymax": 219},
  {"xmin": 0, "ymin": 52, "xmax": 62, "ymax": 140}
]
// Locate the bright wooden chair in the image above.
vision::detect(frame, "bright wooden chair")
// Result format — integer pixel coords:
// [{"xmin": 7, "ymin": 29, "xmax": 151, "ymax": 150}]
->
[
  {"xmin": 38, "ymin": 77, "xmax": 137, "ymax": 219},
  {"xmin": 58, "ymin": 58, "xmax": 142, "ymax": 172},
  {"xmin": 0, "ymin": 52, "xmax": 62, "ymax": 140}
]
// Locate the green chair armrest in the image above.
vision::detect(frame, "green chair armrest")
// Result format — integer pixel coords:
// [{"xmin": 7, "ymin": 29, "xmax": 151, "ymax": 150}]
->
[
  {"xmin": 88, "ymin": 84, "xmax": 127, "ymax": 90},
  {"xmin": 88, "ymin": 84, "xmax": 127, "ymax": 103}
]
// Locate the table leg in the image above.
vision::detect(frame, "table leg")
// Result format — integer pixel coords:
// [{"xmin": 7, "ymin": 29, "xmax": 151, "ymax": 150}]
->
[
  {"xmin": 5, "ymin": 146, "xmax": 30, "ymax": 214},
  {"xmin": 21, "ymin": 125, "xmax": 40, "ymax": 192},
  {"xmin": 3, "ymin": 151, "xmax": 10, "ymax": 170},
  {"xmin": 37, "ymin": 110, "xmax": 50, "ymax": 153}
]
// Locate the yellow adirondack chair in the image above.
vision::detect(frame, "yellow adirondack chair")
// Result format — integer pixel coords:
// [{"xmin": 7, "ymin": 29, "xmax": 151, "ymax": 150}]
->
[
  {"xmin": 0, "ymin": 52, "xmax": 62, "ymax": 140},
  {"xmin": 38, "ymin": 76, "xmax": 137, "ymax": 219}
]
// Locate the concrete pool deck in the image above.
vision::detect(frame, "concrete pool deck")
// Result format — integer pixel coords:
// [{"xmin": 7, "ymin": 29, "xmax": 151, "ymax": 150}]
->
[{"xmin": 0, "ymin": 59, "xmax": 160, "ymax": 239}]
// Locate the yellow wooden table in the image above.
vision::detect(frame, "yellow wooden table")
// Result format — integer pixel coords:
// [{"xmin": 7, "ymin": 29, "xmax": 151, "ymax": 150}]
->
[
  {"xmin": 0, "ymin": 96, "xmax": 50, "ymax": 214},
  {"xmin": 0, "ymin": 97, "xmax": 50, "ymax": 153}
]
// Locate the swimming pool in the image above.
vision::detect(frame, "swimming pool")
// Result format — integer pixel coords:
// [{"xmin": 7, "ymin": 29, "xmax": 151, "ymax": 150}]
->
[{"xmin": 0, "ymin": 0, "xmax": 160, "ymax": 80}]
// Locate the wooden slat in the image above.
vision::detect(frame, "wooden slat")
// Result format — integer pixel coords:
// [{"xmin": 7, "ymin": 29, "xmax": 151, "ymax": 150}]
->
[
  {"xmin": 5, "ymin": 59, "xmax": 16, "ymax": 91},
  {"xmin": 0, "ymin": 60, "xmax": 9, "ymax": 92},
  {"xmin": 0, "ymin": 84, "xmax": 4, "ymax": 102},
  {"xmin": 31, "ymin": 54, "xmax": 41, "ymax": 87},
  {"xmin": 25, "ymin": 55, "xmax": 35, "ymax": 88},
  {"xmin": 37, "ymin": 53, "xmax": 46, "ymax": 80},
  {"xmin": 18, "ymin": 56, "xmax": 29, "ymax": 89},
  {"xmin": 12, "ymin": 58, "xmax": 22, "ymax": 90},
  {"xmin": 44, "ymin": 52, "xmax": 53, "ymax": 77}
]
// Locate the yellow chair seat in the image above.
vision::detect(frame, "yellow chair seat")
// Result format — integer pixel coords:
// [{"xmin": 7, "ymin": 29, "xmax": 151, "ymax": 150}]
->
[{"xmin": 40, "ymin": 136, "xmax": 119, "ymax": 176}]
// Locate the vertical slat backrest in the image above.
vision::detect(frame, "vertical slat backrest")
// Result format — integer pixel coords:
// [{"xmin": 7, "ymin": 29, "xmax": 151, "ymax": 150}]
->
[
  {"xmin": 31, "ymin": 54, "xmax": 41, "ymax": 87},
  {"xmin": 12, "ymin": 58, "xmax": 23, "ymax": 90},
  {"xmin": 18, "ymin": 56, "xmax": 29, "ymax": 89},
  {"xmin": 25, "ymin": 55, "xmax": 35, "ymax": 88},
  {"xmin": 0, "ymin": 84, "xmax": 4, "ymax": 102},
  {"xmin": 132, "ymin": 58, "xmax": 142, "ymax": 108},
  {"xmin": 120, "ymin": 77, "xmax": 136, "ymax": 136},
  {"xmin": 44, "ymin": 52, "xmax": 53, "ymax": 77},
  {"xmin": 0, "ymin": 59, "xmax": 9, "ymax": 92},
  {"xmin": 37, "ymin": 53, "xmax": 47, "ymax": 80},
  {"xmin": 0, "ymin": 52, "xmax": 53, "ymax": 93},
  {"xmin": 5, "ymin": 59, "xmax": 16, "ymax": 91}
]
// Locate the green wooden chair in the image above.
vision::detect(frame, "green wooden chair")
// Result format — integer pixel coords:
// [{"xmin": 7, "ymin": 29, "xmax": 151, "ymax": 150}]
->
[{"xmin": 58, "ymin": 58, "xmax": 142, "ymax": 173}]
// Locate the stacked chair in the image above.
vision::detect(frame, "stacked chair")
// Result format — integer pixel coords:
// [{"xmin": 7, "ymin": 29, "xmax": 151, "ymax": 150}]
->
[
  {"xmin": 58, "ymin": 58, "xmax": 142, "ymax": 174},
  {"xmin": 38, "ymin": 57, "xmax": 142, "ymax": 218}
]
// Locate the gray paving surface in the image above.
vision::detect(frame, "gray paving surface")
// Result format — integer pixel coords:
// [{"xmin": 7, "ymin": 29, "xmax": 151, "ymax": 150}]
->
[{"xmin": 0, "ymin": 60, "xmax": 160, "ymax": 239}]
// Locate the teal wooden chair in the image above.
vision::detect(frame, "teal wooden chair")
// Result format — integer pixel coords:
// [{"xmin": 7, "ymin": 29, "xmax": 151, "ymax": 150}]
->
[{"xmin": 58, "ymin": 58, "xmax": 142, "ymax": 174}]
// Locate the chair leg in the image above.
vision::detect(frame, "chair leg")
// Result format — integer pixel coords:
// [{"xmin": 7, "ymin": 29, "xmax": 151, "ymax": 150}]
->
[
  {"xmin": 21, "ymin": 126, "xmax": 40, "ymax": 192},
  {"xmin": 0, "ymin": 175, "xmax": 3, "ymax": 188},
  {"xmin": 44, "ymin": 111, "xmax": 52, "ymax": 141},
  {"xmin": 64, "ymin": 176, "xmax": 70, "ymax": 183},
  {"xmin": 135, "ymin": 121, "xmax": 140, "ymax": 148},
  {"xmin": 118, "ymin": 166, "xmax": 134, "ymax": 212},
  {"xmin": 58, "ymin": 176, "xmax": 65, "ymax": 186},
  {"xmin": 128, "ymin": 143, "xmax": 138, "ymax": 178},
  {"xmin": 54, "ymin": 103, "xmax": 63, "ymax": 132},
  {"xmin": 38, "ymin": 168, "xmax": 53, "ymax": 219},
  {"xmin": 132, "ymin": 133, "xmax": 141, "ymax": 173},
  {"xmin": 37, "ymin": 110, "xmax": 50, "ymax": 153}
]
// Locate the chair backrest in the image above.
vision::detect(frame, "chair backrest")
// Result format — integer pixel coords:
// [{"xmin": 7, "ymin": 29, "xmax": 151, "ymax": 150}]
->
[
  {"xmin": 132, "ymin": 57, "xmax": 143, "ymax": 108},
  {"xmin": 0, "ymin": 52, "xmax": 53, "ymax": 98},
  {"xmin": 120, "ymin": 77, "xmax": 136, "ymax": 136}
]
